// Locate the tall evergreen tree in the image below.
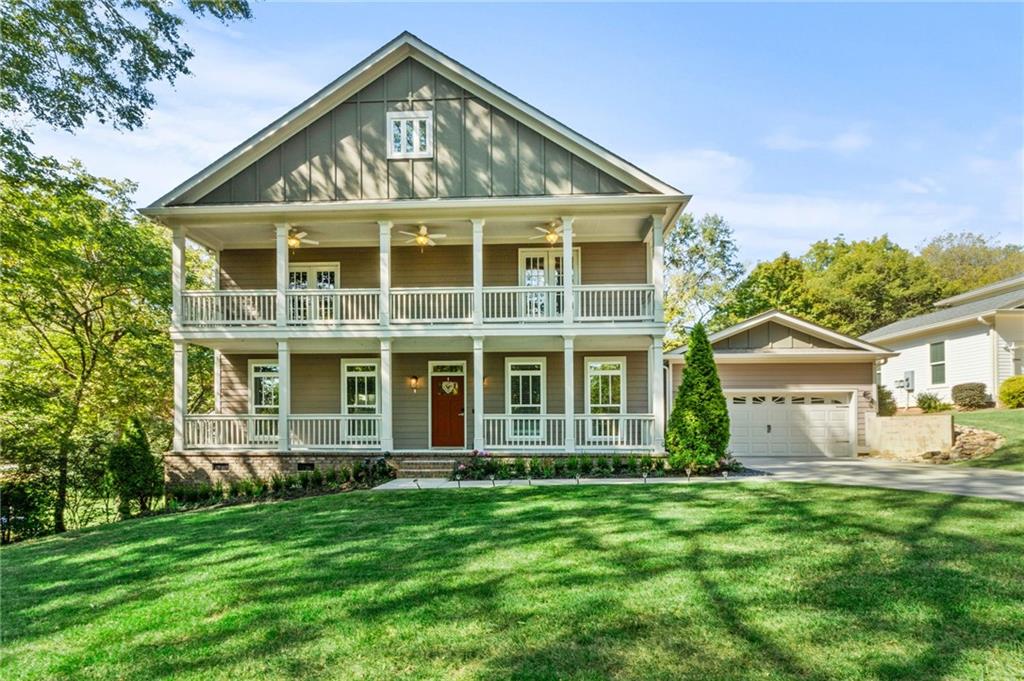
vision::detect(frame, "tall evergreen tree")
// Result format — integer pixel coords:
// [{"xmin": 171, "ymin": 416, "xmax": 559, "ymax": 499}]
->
[
  {"xmin": 107, "ymin": 418, "xmax": 162, "ymax": 519},
  {"xmin": 666, "ymin": 323, "xmax": 730, "ymax": 472}
]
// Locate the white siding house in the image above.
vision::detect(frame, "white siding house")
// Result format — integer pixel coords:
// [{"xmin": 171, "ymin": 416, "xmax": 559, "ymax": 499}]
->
[{"xmin": 863, "ymin": 275, "xmax": 1024, "ymax": 405}]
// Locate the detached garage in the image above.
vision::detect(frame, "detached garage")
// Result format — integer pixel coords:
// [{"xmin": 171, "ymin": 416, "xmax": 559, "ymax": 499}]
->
[{"xmin": 666, "ymin": 311, "xmax": 896, "ymax": 458}]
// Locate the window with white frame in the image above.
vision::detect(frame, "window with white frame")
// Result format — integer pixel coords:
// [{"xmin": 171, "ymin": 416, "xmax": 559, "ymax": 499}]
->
[
  {"xmin": 507, "ymin": 358, "xmax": 545, "ymax": 438},
  {"xmin": 248, "ymin": 361, "xmax": 280, "ymax": 414},
  {"xmin": 387, "ymin": 111, "xmax": 433, "ymax": 159},
  {"xmin": 929, "ymin": 341, "xmax": 946, "ymax": 385},
  {"xmin": 342, "ymin": 361, "xmax": 379, "ymax": 415},
  {"xmin": 586, "ymin": 358, "xmax": 625, "ymax": 414}
]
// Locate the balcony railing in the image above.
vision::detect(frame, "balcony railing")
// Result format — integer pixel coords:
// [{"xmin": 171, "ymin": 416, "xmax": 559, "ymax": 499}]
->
[
  {"xmin": 390, "ymin": 287, "xmax": 474, "ymax": 324},
  {"xmin": 181, "ymin": 290, "xmax": 276, "ymax": 326},
  {"xmin": 286, "ymin": 289, "xmax": 379, "ymax": 325},
  {"xmin": 482, "ymin": 414, "xmax": 567, "ymax": 450},
  {"xmin": 574, "ymin": 414, "xmax": 655, "ymax": 450},
  {"xmin": 184, "ymin": 414, "xmax": 381, "ymax": 450},
  {"xmin": 178, "ymin": 284, "xmax": 658, "ymax": 327}
]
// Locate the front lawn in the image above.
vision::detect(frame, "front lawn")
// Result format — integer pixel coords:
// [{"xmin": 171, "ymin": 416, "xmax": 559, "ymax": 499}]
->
[
  {"xmin": 3, "ymin": 484, "xmax": 1023, "ymax": 680},
  {"xmin": 955, "ymin": 408, "xmax": 1024, "ymax": 471}
]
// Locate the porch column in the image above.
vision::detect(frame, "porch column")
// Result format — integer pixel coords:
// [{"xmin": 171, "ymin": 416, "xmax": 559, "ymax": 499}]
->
[
  {"xmin": 650, "ymin": 336, "xmax": 665, "ymax": 452},
  {"xmin": 563, "ymin": 335, "xmax": 575, "ymax": 452},
  {"xmin": 378, "ymin": 221, "xmax": 392, "ymax": 328},
  {"xmin": 277, "ymin": 340, "xmax": 291, "ymax": 452},
  {"xmin": 171, "ymin": 226, "xmax": 186, "ymax": 325},
  {"xmin": 561, "ymin": 216, "xmax": 575, "ymax": 325},
  {"xmin": 471, "ymin": 218, "xmax": 485, "ymax": 326},
  {"xmin": 173, "ymin": 341, "xmax": 188, "ymax": 451},
  {"xmin": 275, "ymin": 224, "xmax": 289, "ymax": 327},
  {"xmin": 650, "ymin": 214, "xmax": 665, "ymax": 324},
  {"xmin": 213, "ymin": 350, "xmax": 222, "ymax": 412},
  {"xmin": 380, "ymin": 339, "xmax": 394, "ymax": 452},
  {"xmin": 473, "ymin": 336, "xmax": 484, "ymax": 450}
]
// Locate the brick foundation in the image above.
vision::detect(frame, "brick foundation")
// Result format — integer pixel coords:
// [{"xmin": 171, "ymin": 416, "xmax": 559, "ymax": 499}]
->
[{"xmin": 164, "ymin": 452, "xmax": 385, "ymax": 485}]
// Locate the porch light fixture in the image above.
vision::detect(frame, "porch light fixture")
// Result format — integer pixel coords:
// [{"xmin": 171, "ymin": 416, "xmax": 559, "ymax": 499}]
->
[
  {"xmin": 408, "ymin": 376, "xmax": 421, "ymax": 392},
  {"xmin": 287, "ymin": 234, "xmax": 301, "ymax": 249},
  {"xmin": 544, "ymin": 230, "xmax": 559, "ymax": 245}
]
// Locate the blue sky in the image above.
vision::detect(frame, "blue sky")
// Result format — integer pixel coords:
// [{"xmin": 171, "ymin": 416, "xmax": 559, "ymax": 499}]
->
[{"xmin": 32, "ymin": 2, "xmax": 1023, "ymax": 264}]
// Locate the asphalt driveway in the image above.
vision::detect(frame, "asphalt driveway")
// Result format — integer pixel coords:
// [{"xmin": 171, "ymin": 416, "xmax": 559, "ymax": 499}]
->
[{"xmin": 739, "ymin": 457, "xmax": 1024, "ymax": 503}]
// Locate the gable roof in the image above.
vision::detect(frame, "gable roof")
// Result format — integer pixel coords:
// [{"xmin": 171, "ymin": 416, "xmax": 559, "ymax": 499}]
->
[
  {"xmin": 666, "ymin": 310, "xmax": 894, "ymax": 361},
  {"xmin": 862, "ymin": 282, "xmax": 1024, "ymax": 342},
  {"xmin": 149, "ymin": 32, "xmax": 688, "ymax": 212}
]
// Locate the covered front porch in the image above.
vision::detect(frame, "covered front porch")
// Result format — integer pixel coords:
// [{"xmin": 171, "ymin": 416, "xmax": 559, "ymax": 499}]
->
[{"xmin": 174, "ymin": 335, "xmax": 665, "ymax": 455}]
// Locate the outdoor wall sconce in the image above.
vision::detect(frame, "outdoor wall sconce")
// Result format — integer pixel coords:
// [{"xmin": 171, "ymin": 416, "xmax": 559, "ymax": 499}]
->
[
  {"xmin": 483, "ymin": 376, "xmax": 490, "ymax": 389},
  {"xmin": 408, "ymin": 376, "xmax": 421, "ymax": 393}
]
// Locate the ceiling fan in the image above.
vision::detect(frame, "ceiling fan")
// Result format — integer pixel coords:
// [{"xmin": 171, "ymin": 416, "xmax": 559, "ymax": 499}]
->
[
  {"xmin": 286, "ymin": 228, "xmax": 319, "ymax": 248},
  {"xmin": 530, "ymin": 220, "xmax": 572, "ymax": 245},
  {"xmin": 400, "ymin": 224, "xmax": 447, "ymax": 250}
]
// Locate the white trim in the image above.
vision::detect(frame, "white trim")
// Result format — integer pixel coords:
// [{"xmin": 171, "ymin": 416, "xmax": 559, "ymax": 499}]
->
[
  {"xmin": 504, "ymin": 357, "xmax": 547, "ymax": 415},
  {"xmin": 933, "ymin": 274, "xmax": 1024, "ymax": 307},
  {"xmin": 722, "ymin": 388, "xmax": 856, "ymax": 459},
  {"xmin": 288, "ymin": 261, "xmax": 341, "ymax": 288},
  {"xmin": 340, "ymin": 359, "xmax": 381, "ymax": 415},
  {"xmin": 517, "ymin": 247, "xmax": 581, "ymax": 286},
  {"xmin": 862, "ymin": 305, "xmax": 1024, "ymax": 344},
  {"xmin": 584, "ymin": 356, "xmax": 627, "ymax": 414},
  {"xmin": 427, "ymin": 360, "xmax": 468, "ymax": 450},
  {"xmin": 248, "ymin": 359, "xmax": 280, "ymax": 414},
  {"xmin": 147, "ymin": 32, "xmax": 685, "ymax": 208},
  {"xmin": 929, "ymin": 340, "xmax": 947, "ymax": 387},
  {"xmin": 386, "ymin": 111, "xmax": 434, "ymax": 159}
]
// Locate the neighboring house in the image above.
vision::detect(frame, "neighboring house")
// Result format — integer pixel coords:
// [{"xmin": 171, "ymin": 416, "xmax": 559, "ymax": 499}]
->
[
  {"xmin": 863, "ymin": 274, "xmax": 1024, "ymax": 407},
  {"xmin": 666, "ymin": 311, "xmax": 895, "ymax": 457},
  {"xmin": 142, "ymin": 33, "xmax": 689, "ymax": 481}
]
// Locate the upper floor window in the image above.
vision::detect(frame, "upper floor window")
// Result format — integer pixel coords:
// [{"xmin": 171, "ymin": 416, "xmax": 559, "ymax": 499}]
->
[
  {"xmin": 929, "ymin": 341, "xmax": 946, "ymax": 385},
  {"xmin": 387, "ymin": 111, "xmax": 433, "ymax": 159}
]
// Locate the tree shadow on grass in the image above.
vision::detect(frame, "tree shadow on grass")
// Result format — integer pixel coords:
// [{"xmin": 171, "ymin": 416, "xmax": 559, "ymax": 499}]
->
[{"xmin": 3, "ymin": 483, "xmax": 1023, "ymax": 680}]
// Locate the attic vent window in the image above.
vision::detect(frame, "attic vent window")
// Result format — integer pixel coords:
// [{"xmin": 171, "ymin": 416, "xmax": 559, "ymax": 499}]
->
[{"xmin": 387, "ymin": 111, "xmax": 433, "ymax": 159}]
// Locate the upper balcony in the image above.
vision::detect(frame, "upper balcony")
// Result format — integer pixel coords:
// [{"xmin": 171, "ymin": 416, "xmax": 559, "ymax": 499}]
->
[{"xmin": 170, "ymin": 213, "xmax": 666, "ymax": 334}]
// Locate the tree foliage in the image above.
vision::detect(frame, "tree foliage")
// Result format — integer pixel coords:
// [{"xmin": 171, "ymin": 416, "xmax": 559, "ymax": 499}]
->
[
  {"xmin": 663, "ymin": 213, "xmax": 744, "ymax": 346},
  {"xmin": 0, "ymin": 161, "xmax": 171, "ymax": 531},
  {"xmin": 665, "ymin": 324, "xmax": 730, "ymax": 472},
  {"xmin": 919, "ymin": 231, "xmax": 1024, "ymax": 293},
  {"xmin": 108, "ymin": 417, "xmax": 163, "ymax": 518}
]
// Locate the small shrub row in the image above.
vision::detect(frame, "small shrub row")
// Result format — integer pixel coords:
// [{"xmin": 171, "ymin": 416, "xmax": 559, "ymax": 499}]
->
[
  {"xmin": 916, "ymin": 392, "xmax": 952, "ymax": 413},
  {"xmin": 450, "ymin": 452, "xmax": 740, "ymax": 481},
  {"xmin": 166, "ymin": 457, "xmax": 393, "ymax": 510}
]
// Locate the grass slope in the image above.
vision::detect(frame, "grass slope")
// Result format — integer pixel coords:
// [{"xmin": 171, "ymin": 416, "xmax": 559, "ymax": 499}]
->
[
  {"xmin": 955, "ymin": 408, "xmax": 1024, "ymax": 471},
  {"xmin": 3, "ymin": 484, "xmax": 1023, "ymax": 680}
]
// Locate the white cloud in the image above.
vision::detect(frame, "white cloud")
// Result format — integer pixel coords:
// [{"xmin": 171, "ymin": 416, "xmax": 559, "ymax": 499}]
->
[
  {"xmin": 892, "ymin": 177, "xmax": 943, "ymax": 195},
  {"xmin": 762, "ymin": 127, "xmax": 872, "ymax": 153}
]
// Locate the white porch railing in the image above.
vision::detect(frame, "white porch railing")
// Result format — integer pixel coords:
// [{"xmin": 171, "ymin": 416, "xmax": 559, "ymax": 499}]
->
[
  {"xmin": 483, "ymin": 415, "xmax": 566, "ymax": 450},
  {"xmin": 391, "ymin": 287, "xmax": 473, "ymax": 323},
  {"xmin": 574, "ymin": 414, "xmax": 655, "ymax": 450},
  {"xmin": 184, "ymin": 414, "xmax": 279, "ymax": 449},
  {"xmin": 287, "ymin": 289, "xmax": 379, "ymax": 325},
  {"xmin": 181, "ymin": 290, "xmax": 276, "ymax": 326},
  {"xmin": 289, "ymin": 415, "xmax": 381, "ymax": 449},
  {"xmin": 483, "ymin": 286, "xmax": 563, "ymax": 322},
  {"xmin": 574, "ymin": 284, "xmax": 655, "ymax": 322}
]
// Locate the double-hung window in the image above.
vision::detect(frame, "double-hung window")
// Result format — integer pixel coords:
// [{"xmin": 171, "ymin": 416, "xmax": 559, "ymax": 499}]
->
[
  {"xmin": 506, "ymin": 358, "xmax": 545, "ymax": 439},
  {"xmin": 248, "ymin": 361, "xmax": 280, "ymax": 443},
  {"xmin": 929, "ymin": 341, "xmax": 946, "ymax": 385},
  {"xmin": 387, "ymin": 111, "xmax": 433, "ymax": 159},
  {"xmin": 342, "ymin": 361, "xmax": 379, "ymax": 440},
  {"xmin": 586, "ymin": 357, "xmax": 625, "ymax": 440}
]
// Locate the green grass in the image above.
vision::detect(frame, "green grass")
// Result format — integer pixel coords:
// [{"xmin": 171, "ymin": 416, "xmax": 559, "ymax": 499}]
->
[
  {"xmin": 955, "ymin": 408, "xmax": 1024, "ymax": 471},
  {"xmin": 3, "ymin": 484, "xmax": 1023, "ymax": 680}
]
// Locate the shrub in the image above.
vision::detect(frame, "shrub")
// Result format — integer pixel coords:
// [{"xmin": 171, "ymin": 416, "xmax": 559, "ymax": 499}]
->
[
  {"xmin": 512, "ymin": 459, "xmax": 527, "ymax": 478},
  {"xmin": 952, "ymin": 383, "xmax": 989, "ymax": 409},
  {"xmin": 626, "ymin": 455, "xmax": 639, "ymax": 475},
  {"xmin": 666, "ymin": 324, "xmax": 730, "ymax": 474},
  {"xmin": 107, "ymin": 417, "xmax": 163, "ymax": 518},
  {"xmin": 999, "ymin": 375, "xmax": 1024, "ymax": 408},
  {"xmin": 640, "ymin": 454, "xmax": 653, "ymax": 473},
  {"xmin": 877, "ymin": 386, "xmax": 897, "ymax": 416},
  {"xmin": 270, "ymin": 474, "xmax": 285, "ymax": 494},
  {"xmin": 0, "ymin": 472, "xmax": 50, "ymax": 543},
  {"xmin": 310, "ymin": 468, "xmax": 324, "ymax": 488},
  {"xmin": 579, "ymin": 457, "xmax": 593, "ymax": 476},
  {"xmin": 916, "ymin": 392, "xmax": 950, "ymax": 413},
  {"xmin": 611, "ymin": 456, "xmax": 623, "ymax": 474},
  {"xmin": 595, "ymin": 458, "xmax": 613, "ymax": 477}
]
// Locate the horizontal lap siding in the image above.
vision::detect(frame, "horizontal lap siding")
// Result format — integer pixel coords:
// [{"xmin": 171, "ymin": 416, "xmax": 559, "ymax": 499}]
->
[
  {"xmin": 392, "ymin": 353, "xmax": 475, "ymax": 450},
  {"xmin": 219, "ymin": 248, "xmax": 380, "ymax": 290},
  {"xmin": 191, "ymin": 58, "xmax": 643, "ymax": 206},
  {"xmin": 219, "ymin": 354, "xmax": 377, "ymax": 414},
  {"xmin": 877, "ymin": 322, "xmax": 993, "ymax": 403}
]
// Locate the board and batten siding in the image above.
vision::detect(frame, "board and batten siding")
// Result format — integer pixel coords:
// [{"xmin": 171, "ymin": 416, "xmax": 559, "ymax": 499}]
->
[
  {"xmin": 190, "ymin": 58, "xmax": 639, "ymax": 206},
  {"xmin": 669, "ymin": 361, "xmax": 874, "ymax": 451},
  {"xmin": 712, "ymin": 321, "xmax": 841, "ymax": 351},
  {"xmin": 218, "ymin": 242, "xmax": 648, "ymax": 290},
  {"xmin": 877, "ymin": 321, "xmax": 994, "ymax": 404}
]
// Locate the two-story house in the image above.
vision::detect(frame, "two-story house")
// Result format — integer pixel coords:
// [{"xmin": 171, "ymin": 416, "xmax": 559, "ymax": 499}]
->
[{"xmin": 143, "ymin": 33, "xmax": 689, "ymax": 481}]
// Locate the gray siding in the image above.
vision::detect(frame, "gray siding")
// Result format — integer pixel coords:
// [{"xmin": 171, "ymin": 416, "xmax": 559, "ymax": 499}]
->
[
  {"xmin": 220, "ymin": 242, "xmax": 647, "ymax": 290},
  {"xmin": 712, "ymin": 322, "xmax": 842, "ymax": 351},
  {"xmin": 189, "ymin": 58, "xmax": 643, "ymax": 205}
]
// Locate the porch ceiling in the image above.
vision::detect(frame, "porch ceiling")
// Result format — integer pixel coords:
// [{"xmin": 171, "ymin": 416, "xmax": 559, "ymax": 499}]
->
[{"xmin": 182, "ymin": 213, "xmax": 655, "ymax": 251}]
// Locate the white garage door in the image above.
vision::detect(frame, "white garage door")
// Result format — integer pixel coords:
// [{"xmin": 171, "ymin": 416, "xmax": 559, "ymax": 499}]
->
[{"xmin": 727, "ymin": 393, "xmax": 852, "ymax": 458}]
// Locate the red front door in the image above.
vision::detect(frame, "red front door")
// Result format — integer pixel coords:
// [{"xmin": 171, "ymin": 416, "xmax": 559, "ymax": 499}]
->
[{"xmin": 431, "ymin": 374, "xmax": 465, "ymax": 448}]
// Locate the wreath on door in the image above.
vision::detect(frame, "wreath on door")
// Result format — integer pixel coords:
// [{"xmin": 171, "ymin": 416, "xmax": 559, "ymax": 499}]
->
[{"xmin": 441, "ymin": 380, "xmax": 459, "ymax": 396}]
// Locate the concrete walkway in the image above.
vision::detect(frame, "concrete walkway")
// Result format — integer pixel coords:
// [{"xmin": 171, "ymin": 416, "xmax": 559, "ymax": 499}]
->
[{"xmin": 375, "ymin": 459, "xmax": 1024, "ymax": 502}]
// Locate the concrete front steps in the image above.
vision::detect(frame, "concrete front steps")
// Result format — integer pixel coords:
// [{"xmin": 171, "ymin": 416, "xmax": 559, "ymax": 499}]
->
[{"xmin": 395, "ymin": 458, "xmax": 456, "ymax": 478}]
